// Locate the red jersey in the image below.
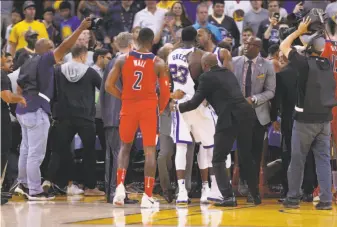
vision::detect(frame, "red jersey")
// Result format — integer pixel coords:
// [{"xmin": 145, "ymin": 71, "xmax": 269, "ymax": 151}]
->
[
  {"xmin": 321, "ymin": 40, "xmax": 337, "ymax": 99},
  {"xmin": 121, "ymin": 51, "xmax": 158, "ymax": 102}
]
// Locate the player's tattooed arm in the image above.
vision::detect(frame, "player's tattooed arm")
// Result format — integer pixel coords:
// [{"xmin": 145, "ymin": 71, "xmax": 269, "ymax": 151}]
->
[
  {"xmin": 105, "ymin": 55, "xmax": 125, "ymax": 99},
  {"xmin": 221, "ymin": 48, "xmax": 233, "ymax": 72}
]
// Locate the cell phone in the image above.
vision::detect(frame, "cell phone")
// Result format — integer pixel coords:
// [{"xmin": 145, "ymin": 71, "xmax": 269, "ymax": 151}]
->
[{"xmin": 273, "ymin": 12, "xmax": 280, "ymax": 20}]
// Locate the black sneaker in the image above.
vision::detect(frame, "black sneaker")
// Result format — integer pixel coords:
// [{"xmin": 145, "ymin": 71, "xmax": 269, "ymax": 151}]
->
[
  {"xmin": 14, "ymin": 184, "xmax": 29, "ymax": 199},
  {"xmin": 283, "ymin": 197, "xmax": 300, "ymax": 209},
  {"xmin": 28, "ymin": 192, "xmax": 55, "ymax": 201},
  {"xmin": 301, "ymin": 193, "xmax": 313, "ymax": 202},
  {"xmin": 315, "ymin": 202, "xmax": 332, "ymax": 210}
]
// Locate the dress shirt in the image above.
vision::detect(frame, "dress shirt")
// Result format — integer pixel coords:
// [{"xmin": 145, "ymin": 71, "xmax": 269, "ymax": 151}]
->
[
  {"xmin": 133, "ymin": 7, "xmax": 167, "ymax": 35},
  {"xmin": 242, "ymin": 56, "xmax": 258, "ymax": 96}
]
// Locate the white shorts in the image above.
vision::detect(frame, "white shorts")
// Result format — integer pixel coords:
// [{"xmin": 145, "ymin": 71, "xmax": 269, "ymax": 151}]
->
[{"xmin": 171, "ymin": 104, "xmax": 216, "ymax": 148}]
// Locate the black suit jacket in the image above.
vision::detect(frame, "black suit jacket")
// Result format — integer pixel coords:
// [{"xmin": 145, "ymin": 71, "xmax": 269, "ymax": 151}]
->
[
  {"xmin": 270, "ymin": 64, "xmax": 298, "ymax": 133},
  {"xmin": 179, "ymin": 66, "xmax": 255, "ymax": 132}
]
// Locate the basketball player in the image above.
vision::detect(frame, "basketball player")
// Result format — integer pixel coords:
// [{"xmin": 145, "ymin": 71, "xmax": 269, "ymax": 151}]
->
[
  {"xmin": 167, "ymin": 26, "xmax": 222, "ymax": 205},
  {"xmin": 197, "ymin": 28, "xmax": 233, "ymax": 71},
  {"xmin": 105, "ymin": 28, "xmax": 170, "ymax": 208},
  {"xmin": 195, "ymin": 27, "xmax": 234, "ymax": 203}
]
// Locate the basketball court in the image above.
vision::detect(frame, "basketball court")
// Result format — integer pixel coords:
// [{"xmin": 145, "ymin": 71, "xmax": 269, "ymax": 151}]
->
[{"xmin": 1, "ymin": 195, "xmax": 336, "ymax": 227}]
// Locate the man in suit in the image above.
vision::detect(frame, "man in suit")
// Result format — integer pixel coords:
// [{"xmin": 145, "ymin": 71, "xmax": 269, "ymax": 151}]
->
[
  {"xmin": 172, "ymin": 53, "xmax": 261, "ymax": 207},
  {"xmin": 232, "ymin": 36, "xmax": 276, "ymax": 200}
]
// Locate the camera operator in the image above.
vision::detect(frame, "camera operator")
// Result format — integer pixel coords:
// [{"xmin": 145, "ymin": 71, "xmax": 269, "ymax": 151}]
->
[{"xmin": 280, "ymin": 17, "xmax": 337, "ymax": 210}]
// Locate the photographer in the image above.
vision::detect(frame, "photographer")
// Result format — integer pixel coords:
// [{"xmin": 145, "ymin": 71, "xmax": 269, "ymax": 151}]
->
[{"xmin": 280, "ymin": 16, "xmax": 337, "ymax": 210}]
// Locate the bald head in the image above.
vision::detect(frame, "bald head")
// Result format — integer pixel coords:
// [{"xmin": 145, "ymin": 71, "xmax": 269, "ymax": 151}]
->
[
  {"xmin": 201, "ymin": 53, "xmax": 218, "ymax": 72},
  {"xmin": 35, "ymin": 38, "xmax": 54, "ymax": 55},
  {"xmin": 244, "ymin": 36, "xmax": 262, "ymax": 59}
]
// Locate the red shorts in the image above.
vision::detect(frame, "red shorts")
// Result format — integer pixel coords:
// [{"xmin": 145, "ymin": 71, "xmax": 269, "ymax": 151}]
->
[{"xmin": 119, "ymin": 101, "xmax": 158, "ymax": 146}]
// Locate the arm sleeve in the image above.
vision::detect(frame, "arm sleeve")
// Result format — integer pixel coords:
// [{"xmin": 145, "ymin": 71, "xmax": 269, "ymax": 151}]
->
[
  {"xmin": 8, "ymin": 25, "xmax": 18, "ymax": 44},
  {"xmin": 255, "ymin": 61, "xmax": 276, "ymax": 106},
  {"xmin": 288, "ymin": 49, "xmax": 307, "ymax": 73},
  {"xmin": 38, "ymin": 23, "xmax": 49, "ymax": 39},
  {"xmin": 91, "ymin": 68, "xmax": 102, "ymax": 89},
  {"xmin": 133, "ymin": 12, "xmax": 141, "ymax": 28},
  {"xmin": 159, "ymin": 76, "xmax": 170, "ymax": 114},
  {"xmin": 270, "ymin": 73, "xmax": 282, "ymax": 121},
  {"xmin": 179, "ymin": 75, "xmax": 209, "ymax": 113}
]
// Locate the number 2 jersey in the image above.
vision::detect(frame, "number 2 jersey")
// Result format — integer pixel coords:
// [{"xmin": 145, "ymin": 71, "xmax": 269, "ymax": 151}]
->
[
  {"xmin": 121, "ymin": 51, "xmax": 158, "ymax": 112},
  {"xmin": 167, "ymin": 47, "xmax": 196, "ymax": 104}
]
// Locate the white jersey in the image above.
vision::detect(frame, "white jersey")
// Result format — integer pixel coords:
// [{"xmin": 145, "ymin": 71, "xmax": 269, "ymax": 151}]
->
[
  {"xmin": 167, "ymin": 47, "xmax": 196, "ymax": 103},
  {"xmin": 212, "ymin": 47, "xmax": 223, "ymax": 67}
]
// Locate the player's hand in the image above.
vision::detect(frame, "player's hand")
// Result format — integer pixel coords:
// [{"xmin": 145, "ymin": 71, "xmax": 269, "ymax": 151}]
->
[
  {"xmin": 272, "ymin": 121, "xmax": 281, "ymax": 132},
  {"xmin": 171, "ymin": 89, "xmax": 185, "ymax": 100},
  {"xmin": 297, "ymin": 17, "xmax": 311, "ymax": 35},
  {"xmin": 169, "ymin": 100, "xmax": 177, "ymax": 112},
  {"xmin": 79, "ymin": 17, "xmax": 92, "ymax": 31},
  {"xmin": 19, "ymin": 97, "xmax": 27, "ymax": 107}
]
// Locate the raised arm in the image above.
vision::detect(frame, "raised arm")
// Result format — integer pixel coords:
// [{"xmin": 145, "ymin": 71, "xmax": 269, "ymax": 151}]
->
[
  {"xmin": 53, "ymin": 18, "xmax": 92, "ymax": 63},
  {"xmin": 221, "ymin": 48, "xmax": 233, "ymax": 72},
  {"xmin": 105, "ymin": 55, "xmax": 125, "ymax": 99}
]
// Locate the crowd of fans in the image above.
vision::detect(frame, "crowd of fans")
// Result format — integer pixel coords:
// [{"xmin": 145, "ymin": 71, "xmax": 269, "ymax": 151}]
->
[{"xmin": 1, "ymin": 0, "xmax": 337, "ymax": 208}]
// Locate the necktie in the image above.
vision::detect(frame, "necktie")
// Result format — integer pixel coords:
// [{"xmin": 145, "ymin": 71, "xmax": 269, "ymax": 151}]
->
[{"xmin": 245, "ymin": 60, "xmax": 253, "ymax": 98}]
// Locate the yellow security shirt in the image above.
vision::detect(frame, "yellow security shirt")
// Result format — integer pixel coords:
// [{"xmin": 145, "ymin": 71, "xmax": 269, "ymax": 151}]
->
[
  {"xmin": 157, "ymin": 1, "xmax": 176, "ymax": 10},
  {"xmin": 9, "ymin": 20, "xmax": 49, "ymax": 50}
]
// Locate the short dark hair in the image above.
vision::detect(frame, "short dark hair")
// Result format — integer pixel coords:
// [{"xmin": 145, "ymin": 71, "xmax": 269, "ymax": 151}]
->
[
  {"xmin": 44, "ymin": 7, "xmax": 55, "ymax": 15},
  {"xmin": 198, "ymin": 27, "xmax": 217, "ymax": 45},
  {"xmin": 243, "ymin": 27, "xmax": 254, "ymax": 34},
  {"xmin": 182, "ymin": 26, "xmax": 197, "ymax": 42},
  {"xmin": 59, "ymin": 1, "xmax": 71, "ymax": 10},
  {"xmin": 137, "ymin": 28, "xmax": 154, "ymax": 45},
  {"xmin": 93, "ymin": 48, "xmax": 109, "ymax": 63},
  {"xmin": 268, "ymin": 44, "xmax": 279, "ymax": 56},
  {"xmin": 212, "ymin": 0, "xmax": 224, "ymax": 6},
  {"xmin": 71, "ymin": 45, "xmax": 88, "ymax": 58}
]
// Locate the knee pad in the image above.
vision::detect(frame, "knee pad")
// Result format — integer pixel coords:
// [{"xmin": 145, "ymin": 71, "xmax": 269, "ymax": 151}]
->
[
  {"xmin": 175, "ymin": 143, "xmax": 187, "ymax": 170},
  {"xmin": 197, "ymin": 146, "xmax": 209, "ymax": 170},
  {"xmin": 207, "ymin": 147, "xmax": 213, "ymax": 168}
]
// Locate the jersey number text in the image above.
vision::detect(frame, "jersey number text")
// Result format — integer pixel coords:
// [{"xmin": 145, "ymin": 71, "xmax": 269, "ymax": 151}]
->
[
  {"xmin": 133, "ymin": 71, "xmax": 143, "ymax": 90},
  {"xmin": 169, "ymin": 64, "xmax": 189, "ymax": 84}
]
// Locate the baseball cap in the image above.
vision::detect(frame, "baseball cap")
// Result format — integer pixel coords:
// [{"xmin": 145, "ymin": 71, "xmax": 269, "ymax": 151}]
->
[
  {"xmin": 23, "ymin": 1, "xmax": 36, "ymax": 11},
  {"xmin": 25, "ymin": 29, "xmax": 38, "ymax": 39}
]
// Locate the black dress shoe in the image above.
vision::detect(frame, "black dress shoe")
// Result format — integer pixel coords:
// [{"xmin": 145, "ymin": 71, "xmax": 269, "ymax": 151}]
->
[
  {"xmin": 214, "ymin": 196, "xmax": 237, "ymax": 207},
  {"xmin": 163, "ymin": 190, "xmax": 174, "ymax": 204},
  {"xmin": 124, "ymin": 195, "xmax": 138, "ymax": 204},
  {"xmin": 247, "ymin": 193, "xmax": 261, "ymax": 205},
  {"xmin": 301, "ymin": 193, "xmax": 313, "ymax": 202}
]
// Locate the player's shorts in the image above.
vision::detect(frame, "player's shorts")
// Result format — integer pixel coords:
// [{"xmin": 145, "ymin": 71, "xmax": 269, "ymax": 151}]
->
[
  {"xmin": 120, "ymin": 101, "xmax": 158, "ymax": 147},
  {"xmin": 171, "ymin": 104, "xmax": 216, "ymax": 148}
]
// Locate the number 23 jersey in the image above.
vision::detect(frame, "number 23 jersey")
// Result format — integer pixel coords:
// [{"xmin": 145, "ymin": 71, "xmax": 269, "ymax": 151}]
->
[{"xmin": 167, "ymin": 47, "xmax": 196, "ymax": 103}]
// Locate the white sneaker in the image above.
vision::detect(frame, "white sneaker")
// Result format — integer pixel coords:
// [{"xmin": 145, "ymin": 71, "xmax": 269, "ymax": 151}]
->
[
  {"xmin": 113, "ymin": 184, "xmax": 126, "ymax": 206},
  {"xmin": 176, "ymin": 189, "xmax": 189, "ymax": 205},
  {"xmin": 207, "ymin": 185, "xmax": 223, "ymax": 203},
  {"xmin": 141, "ymin": 193, "xmax": 160, "ymax": 208},
  {"xmin": 67, "ymin": 184, "xmax": 84, "ymax": 195},
  {"xmin": 200, "ymin": 186, "xmax": 210, "ymax": 204},
  {"xmin": 42, "ymin": 180, "xmax": 51, "ymax": 193}
]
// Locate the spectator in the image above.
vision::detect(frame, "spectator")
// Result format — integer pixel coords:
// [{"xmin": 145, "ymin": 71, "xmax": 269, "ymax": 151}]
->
[
  {"xmin": 104, "ymin": 0, "xmax": 138, "ymax": 43},
  {"xmin": 325, "ymin": 1, "xmax": 337, "ymax": 18},
  {"xmin": 52, "ymin": 45, "xmax": 103, "ymax": 196},
  {"xmin": 9, "ymin": 1, "xmax": 49, "ymax": 56},
  {"xmin": 233, "ymin": 27, "xmax": 253, "ymax": 56},
  {"xmin": 14, "ymin": 18, "xmax": 92, "ymax": 201},
  {"xmin": 5, "ymin": 9, "xmax": 23, "ymax": 53},
  {"xmin": 77, "ymin": 0, "xmax": 109, "ymax": 20},
  {"xmin": 224, "ymin": 0, "xmax": 252, "ymax": 34},
  {"xmin": 133, "ymin": 0, "xmax": 167, "ymax": 38},
  {"xmin": 267, "ymin": 44, "xmax": 281, "ymax": 73},
  {"xmin": 171, "ymin": 1, "xmax": 192, "ymax": 28},
  {"xmin": 157, "ymin": 0, "xmax": 176, "ymax": 10},
  {"xmin": 1, "ymin": 1, "xmax": 14, "ymax": 31},
  {"xmin": 243, "ymin": 1, "xmax": 269, "ymax": 36},
  {"xmin": 13, "ymin": 29, "xmax": 38, "ymax": 70},
  {"xmin": 193, "ymin": 3, "xmax": 222, "ymax": 44},
  {"xmin": 303, "ymin": 0, "xmax": 329, "ymax": 13},
  {"xmin": 257, "ymin": 0, "xmax": 284, "ymax": 57},
  {"xmin": 132, "ymin": 26, "xmax": 141, "ymax": 47},
  {"xmin": 42, "ymin": 7, "xmax": 61, "ymax": 46},
  {"xmin": 59, "ymin": 1, "xmax": 81, "ymax": 40},
  {"xmin": 154, "ymin": 12, "xmax": 177, "ymax": 45},
  {"xmin": 208, "ymin": 0, "xmax": 240, "ymax": 49},
  {"xmin": 92, "ymin": 48, "xmax": 112, "ymax": 153}
]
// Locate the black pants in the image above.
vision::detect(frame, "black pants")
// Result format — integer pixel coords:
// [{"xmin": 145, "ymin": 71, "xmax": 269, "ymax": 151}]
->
[
  {"xmin": 1, "ymin": 110, "xmax": 11, "ymax": 182},
  {"xmin": 47, "ymin": 117, "xmax": 97, "ymax": 189},
  {"xmin": 281, "ymin": 129, "xmax": 317, "ymax": 195},
  {"xmin": 95, "ymin": 118, "xmax": 106, "ymax": 152},
  {"xmin": 212, "ymin": 119, "xmax": 259, "ymax": 198}
]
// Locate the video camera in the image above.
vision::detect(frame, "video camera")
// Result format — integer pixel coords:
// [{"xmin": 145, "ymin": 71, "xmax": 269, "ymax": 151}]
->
[
  {"xmin": 80, "ymin": 8, "xmax": 103, "ymax": 31},
  {"xmin": 279, "ymin": 8, "xmax": 327, "ymax": 40}
]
